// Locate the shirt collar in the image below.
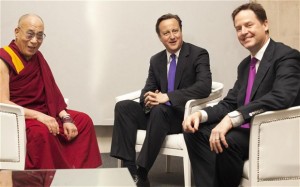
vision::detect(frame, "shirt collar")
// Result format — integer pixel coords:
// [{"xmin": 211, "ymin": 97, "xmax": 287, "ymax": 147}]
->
[
  {"xmin": 166, "ymin": 49, "xmax": 181, "ymax": 63},
  {"xmin": 252, "ymin": 38, "xmax": 270, "ymax": 61}
]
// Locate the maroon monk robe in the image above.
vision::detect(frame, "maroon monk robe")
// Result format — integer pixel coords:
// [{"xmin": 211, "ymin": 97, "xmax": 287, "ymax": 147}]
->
[
  {"xmin": 12, "ymin": 170, "xmax": 56, "ymax": 187},
  {"xmin": 0, "ymin": 41, "xmax": 102, "ymax": 169}
]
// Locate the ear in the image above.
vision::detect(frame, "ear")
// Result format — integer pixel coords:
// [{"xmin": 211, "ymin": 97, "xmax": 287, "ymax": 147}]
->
[
  {"xmin": 158, "ymin": 34, "xmax": 163, "ymax": 42},
  {"xmin": 263, "ymin": 19, "xmax": 269, "ymax": 33},
  {"xmin": 14, "ymin": 27, "xmax": 20, "ymax": 38}
]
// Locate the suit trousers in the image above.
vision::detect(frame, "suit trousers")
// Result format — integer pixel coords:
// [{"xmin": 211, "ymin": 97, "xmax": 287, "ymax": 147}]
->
[
  {"xmin": 184, "ymin": 123, "xmax": 250, "ymax": 187},
  {"xmin": 110, "ymin": 100, "xmax": 183, "ymax": 171}
]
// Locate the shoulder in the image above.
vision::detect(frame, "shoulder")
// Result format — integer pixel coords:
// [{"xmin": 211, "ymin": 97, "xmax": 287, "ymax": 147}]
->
[
  {"xmin": 149, "ymin": 49, "xmax": 167, "ymax": 65},
  {"xmin": 267, "ymin": 39, "xmax": 300, "ymax": 60},
  {"xmin": 183, "ymin": 42, "xmax": 208, "ymax": 54}
]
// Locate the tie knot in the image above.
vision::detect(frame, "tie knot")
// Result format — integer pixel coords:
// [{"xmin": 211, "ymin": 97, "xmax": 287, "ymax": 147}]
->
[
  {"xmin": 250, "ymin": 57, "xmax": 258, "ymax": 67},
  {"xmin": 171, "ymin": 54, "xmax": 176, "ymax": 60}
]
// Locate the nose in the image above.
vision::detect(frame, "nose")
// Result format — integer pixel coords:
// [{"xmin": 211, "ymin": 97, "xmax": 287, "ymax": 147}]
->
[
  {"xmin": 30, "ymin": 36, "xmax": 39, "ymax": 43},
  {"xmin": 241, "ymin": 26, "xmax": 248, "ymax": 35},
  {"xmin": 170, "ymin": 32, "xmax": 175, "ymax": 39}
]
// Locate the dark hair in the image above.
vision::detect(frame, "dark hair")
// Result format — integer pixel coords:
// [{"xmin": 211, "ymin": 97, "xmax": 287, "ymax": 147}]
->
[
  {"xmin": 155, "ymin": 13, "xmax": 182, "ymax": 36},
  {"xmin": 232, "ymin": 3, "xmax": 268, "ymax": 33},
  {"xmin": 232, "ymin": 3, "xmax": 267, "ymax": 23}
]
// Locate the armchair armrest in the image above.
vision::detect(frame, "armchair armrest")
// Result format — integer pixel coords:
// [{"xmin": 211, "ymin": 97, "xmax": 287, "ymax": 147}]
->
[
  {"xmin": 248, "ymin": 106, "xmax": 300, "ymax": 185},
  {"xmin": 115, "ymin": 90, "xmax": 141, "ymax": 103},
  {"xmin": 184, "ymin": 81, "xmax": 224, "ymax": 117},
  {"xmin": 0, "ymin": 103, "xmax": 26, "ymax": 170}
]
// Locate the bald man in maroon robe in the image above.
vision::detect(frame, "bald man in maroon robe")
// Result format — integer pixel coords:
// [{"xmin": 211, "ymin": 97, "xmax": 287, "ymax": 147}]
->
[{"xmin": 0, "ymin": 13, "xmax": 102, "ymax": 169}]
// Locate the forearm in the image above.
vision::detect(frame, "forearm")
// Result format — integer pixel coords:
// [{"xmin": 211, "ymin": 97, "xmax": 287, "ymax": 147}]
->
[
  {"xmin": 24, "ymin": 107, "xmax": 44, "ymax": 119},
  {"xmin": 58, "ymin": 110, "xmax": 69, "ymax": 118}
]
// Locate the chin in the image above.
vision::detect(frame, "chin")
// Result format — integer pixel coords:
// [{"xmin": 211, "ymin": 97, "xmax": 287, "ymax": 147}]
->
[
  {"xmin": 169, "ymin": 47, "xmax": 180, "ymax": 53},
  {"xmin": 242, "ymin": 41, "xmax": 254, "ymax": 50}
]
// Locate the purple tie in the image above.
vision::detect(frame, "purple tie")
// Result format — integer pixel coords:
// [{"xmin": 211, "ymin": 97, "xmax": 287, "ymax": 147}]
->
[
  {"xmin": 241, "ymin": 57, "xmax": 257, "ymax": 128},
  {"xmin": 168, "ymin": 54, "xmax": 176, "ymax": 92}
]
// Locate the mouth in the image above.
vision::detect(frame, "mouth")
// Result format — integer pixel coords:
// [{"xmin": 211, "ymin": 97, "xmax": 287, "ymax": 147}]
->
[
  {"xmin": 242, "ymin": 34, "xmax": 254, "ymax": 42},
  {"xmin": 28, "ymin": 46, "xmax": 36, "ymax": 51},
  {"xmin": 169, "ymin": 40, "xmax": 177, "ymax": 45}
]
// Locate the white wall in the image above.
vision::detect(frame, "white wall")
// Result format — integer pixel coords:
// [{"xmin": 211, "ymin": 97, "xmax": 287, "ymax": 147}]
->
[{"xmin": 0, "ymin": 0, "xmax": 248, "ymax": 126}]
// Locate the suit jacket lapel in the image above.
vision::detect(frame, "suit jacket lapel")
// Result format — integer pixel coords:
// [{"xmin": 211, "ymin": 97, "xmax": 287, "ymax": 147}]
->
[
  {"xmin": 175, "ymin": 42, "xmax": 188, "ymax": 89},
  {"xmin": 251, "ymin": 40, "xmax": 275, "ymax": 99},
  {"xmin": 240, "ymin": 56, "xmax": 251, "ymax": 104},
  {"xmin": 159, "ymin": 52, "xmax": 168, "ymax": 92}
]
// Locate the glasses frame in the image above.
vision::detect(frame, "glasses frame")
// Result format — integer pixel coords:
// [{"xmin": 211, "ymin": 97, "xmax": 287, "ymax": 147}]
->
[{"xmin": 18, "ymin": 27, "xmax": 46, "ymax": 42}]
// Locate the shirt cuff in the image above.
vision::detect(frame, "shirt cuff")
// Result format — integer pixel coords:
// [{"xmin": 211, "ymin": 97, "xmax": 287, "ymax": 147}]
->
[
  {"xmin": 199, "ymin": 110, "xmax": 208, "ymax": 123},
  {"xmin": 228, "ymin": 110, "xmax": 244, "ymax": 127}
]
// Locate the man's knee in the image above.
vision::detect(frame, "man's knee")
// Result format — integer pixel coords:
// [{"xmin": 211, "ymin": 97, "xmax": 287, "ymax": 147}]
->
[
  {"xmin": 28, "ymin": 125, "xmax": 51, "ymax": 142},
  {"xmin": 149, "ymin": 105, "xmax": 169, "ymax": 118},
  {"xmin": 115, "ymin": 100, "xmax": 139, "ymax": 112}
]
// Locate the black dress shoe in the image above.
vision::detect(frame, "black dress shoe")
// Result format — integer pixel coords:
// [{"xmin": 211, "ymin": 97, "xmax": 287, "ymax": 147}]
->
[{"xmin": 132, "ymin": 174, "xmax": 150, "ymax": 187}]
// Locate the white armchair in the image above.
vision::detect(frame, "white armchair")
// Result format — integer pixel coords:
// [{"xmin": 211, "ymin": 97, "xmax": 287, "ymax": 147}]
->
[
  {"xmin": 0, "ymin": 103, "xmax": 26, "ymax": 170},
  {"xmin": 240, "ymin": 105, "xmax": 300, "ymax": 186},
  {"xmin": 115, "ymin": 81, "xmax": 224, "ymax": 187},
  {"xmin": 0, "ymin": 98, "xmax": 69, "ymax": 171}
]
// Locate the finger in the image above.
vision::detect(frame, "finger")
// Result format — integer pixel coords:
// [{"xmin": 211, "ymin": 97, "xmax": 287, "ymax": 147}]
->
[
  {"xmin": 216, "ymin": 139, "xmax": 223, "ymax": 153},
  {"xmin": 146, "ymin": 92, "xmax": 154, "ymax": 97},
  {"xmin": 50, "ymin": 125, "xmax": 57, "ymax": 136},
  {"xmin": 221, "ymin": 137, "xmax": 228, "ymax": 148},
  {"xmin": 209, "ymin": 141, "xmax": 213, "ymax": 152},
  {"xmin": 55, "ymin": 122, "xmax": 59, "ymax": 134},
  {"xmin": 213, "ymin": 132, "xmax": 221, "ymax": 153},
  {"xmin": 209, "ymin": 134, "xmax": 215, "ymax": 151},
  {"xmin": 184, "ymin": 120, "xmax": 194, "ymax": 133},
  {"xmin": 73, "ymin": 130, "xmax": 78, "ymax": 138},
  {"xmin": 144, "ymin": 92, "xmax": 150, "ymax": 97},
  {"xmin": 209, "ymin": 135, "xmax": 219, "ymax": 154},
  {"xmin": 213, "ymin": 142, "xmax": 219, "ymax": 154},
  {"xmin": 69, "ymin": 128, "xmax": 78, "ymax": 140},
  {"xmin": 151, "ymin": 101, "xmax": 159, "ymax": 106},
  {"xmin": 144, "ymin": 96, "xmax": 150, "ymax": 103},
  {"xmin": 48, "ymin": 127, "xmax": 52, "ymax": 134},
  {"xmin": 64, "ymin": 127, "xmax": 70, "ymax": 137},
  {"xmin": 145, "ymin": 101, "xmax": 152, "ymax": 107},
  {"xmin": 147, "ymin": 96, "xmax": 157, "ymax": 102},
  {"xmin": 193, "ymin": 117, "xmax": 200, "ymax": 131}
]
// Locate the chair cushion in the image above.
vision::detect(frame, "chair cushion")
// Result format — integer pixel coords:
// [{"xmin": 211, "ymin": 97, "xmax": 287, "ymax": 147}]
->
[
  {"xmin": 243, "ymin": 160, "xmax": 249, "ymax": 179},
  {"xmin": 136, "ymin": 130, "xmax": 185, "ymax": 150},
  {"xmin": 0, "ymin": 112, "xmax": 20, "ymax": 161}
]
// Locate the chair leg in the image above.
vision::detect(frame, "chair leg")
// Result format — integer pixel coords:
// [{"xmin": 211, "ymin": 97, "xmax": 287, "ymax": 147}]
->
[
  {"xmin": 117, "ymin": 159, "xmax": 123, "ymax": 168},
  {"xmin": 165, "ymin": 155, "xmax": 171, "ymax": 173},
  {"xmin": 183, "ymin": 155, "xmax": 191, "ymax": 187}
]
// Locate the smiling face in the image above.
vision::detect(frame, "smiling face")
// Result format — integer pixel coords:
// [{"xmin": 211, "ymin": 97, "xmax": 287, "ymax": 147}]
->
[
  {"xmin": 234, "ymin": 9, "xmax": 269, "ymax": 56},
  {"xmin": 14, "ymin": 15, "xmax": 45, "ymax": 60},
  {"xmin": 158, "ymin": 18, "xmax": 183, "ymax": 54}
]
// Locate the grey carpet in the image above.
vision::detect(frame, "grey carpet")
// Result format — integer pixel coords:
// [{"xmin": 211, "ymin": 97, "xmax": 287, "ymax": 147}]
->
[{"xmin": 100, "ymin": 153, "xmax": 195, "ymax": 187}]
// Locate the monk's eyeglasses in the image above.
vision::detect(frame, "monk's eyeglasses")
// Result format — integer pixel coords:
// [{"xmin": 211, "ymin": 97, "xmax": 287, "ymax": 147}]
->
[{"xmin": 18, "ymin": 27, "xmax": 46, "ymax": 42}]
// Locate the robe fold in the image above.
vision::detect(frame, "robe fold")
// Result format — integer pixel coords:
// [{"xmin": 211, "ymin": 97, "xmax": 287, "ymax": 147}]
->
[
  {"xmin": 12, "ymin": 170, "xmax": 55, "ymax": 187},
  {"xmin": 0, "ymin": 40, "xmax": 102, "ymax": 169}
]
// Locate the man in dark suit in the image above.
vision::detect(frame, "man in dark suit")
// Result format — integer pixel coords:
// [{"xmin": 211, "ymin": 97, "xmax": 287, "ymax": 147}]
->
[
  {"xmin": 110, "ymin": 13, "xmax": 212, "ymax": 186},
  {"xmin": 183, "ymin": 2, "xmax": 300, "ymax": 187}
]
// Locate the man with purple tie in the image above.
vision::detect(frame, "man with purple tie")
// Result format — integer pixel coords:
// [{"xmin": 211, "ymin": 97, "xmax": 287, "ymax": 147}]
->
[
  {"xmin": 110, "ymin": 13, "xmax": 212, "ymax": 186},
  {"xmin": 183, "ymin": 2, "xmax": 300, "ymax": 187}
]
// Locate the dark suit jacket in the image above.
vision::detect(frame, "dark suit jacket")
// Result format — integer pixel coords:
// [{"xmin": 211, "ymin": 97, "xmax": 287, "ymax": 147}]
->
[
  {"xmin": 140, "ymin": 42, "xmax": 212, "ymax": 111},
  {"xmin": 204, "ymin": 39, "xmax": 300, "ymax": 124}
]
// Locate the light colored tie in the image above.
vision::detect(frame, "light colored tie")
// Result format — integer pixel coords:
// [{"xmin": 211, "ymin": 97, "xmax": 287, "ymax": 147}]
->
[
  {"xmin": 168, "ymin": 54, "xmax": 177, "ymax": 92},
  {"xmin": 241, "ymin": 57, "xmax": 257, "ymax": 128}
]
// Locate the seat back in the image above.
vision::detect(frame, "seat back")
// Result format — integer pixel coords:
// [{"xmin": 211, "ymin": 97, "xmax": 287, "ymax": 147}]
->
[
  {"xmin": 240, "ymin": 105, "xmax": 300, "ymax": 186},
  {"xmin": 0, "ymin": 103, "xmax": 26, "ymax": 170}
]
